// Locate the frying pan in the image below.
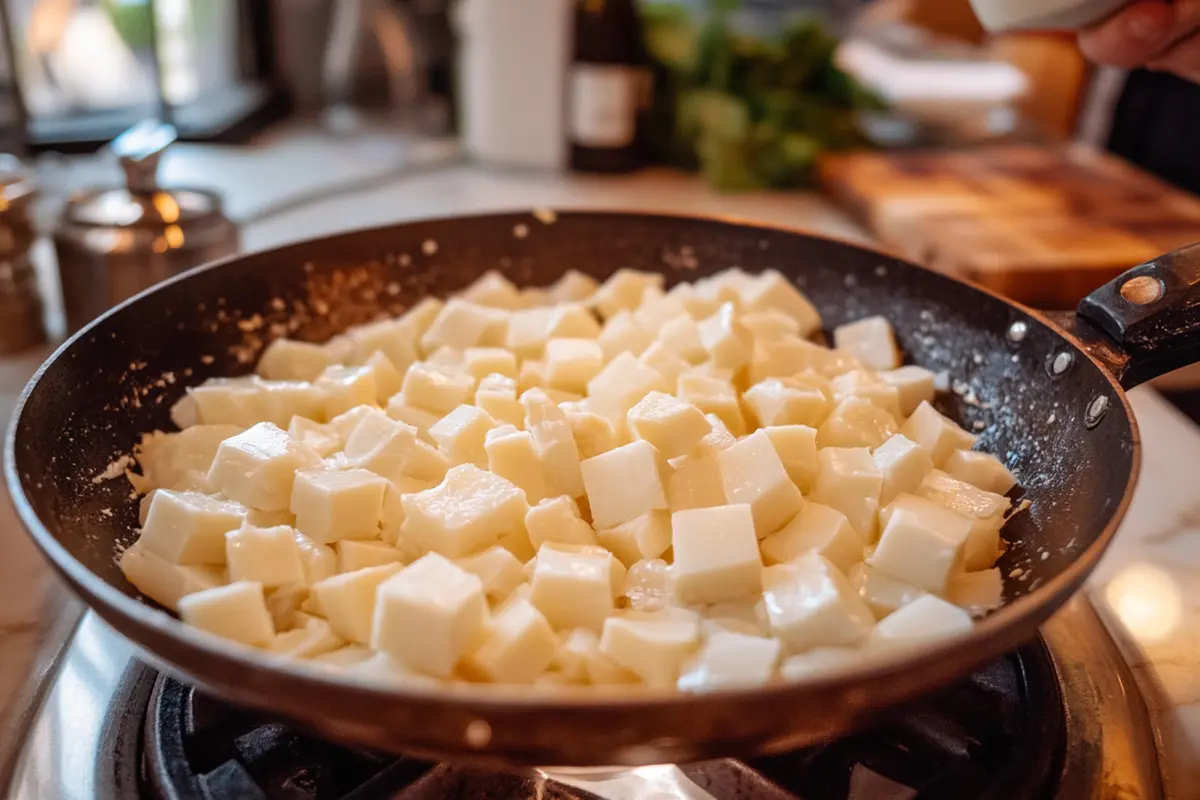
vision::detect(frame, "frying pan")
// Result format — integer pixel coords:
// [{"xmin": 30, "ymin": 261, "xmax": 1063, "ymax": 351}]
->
[{"xmin": 6, "ymin": 211, "xmax": 1197, "ymax": 767}]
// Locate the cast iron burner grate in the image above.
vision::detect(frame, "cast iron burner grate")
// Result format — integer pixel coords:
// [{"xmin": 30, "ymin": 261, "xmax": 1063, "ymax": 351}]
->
[{"xmin": 139, "ymin": 639, "xmax": 1064, "ymax": 800}]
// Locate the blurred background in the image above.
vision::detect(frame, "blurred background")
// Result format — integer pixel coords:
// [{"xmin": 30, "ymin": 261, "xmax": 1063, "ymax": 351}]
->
[{"xmin": 0, "ymin": 0, "xmax": 1197, "ymax": 352}]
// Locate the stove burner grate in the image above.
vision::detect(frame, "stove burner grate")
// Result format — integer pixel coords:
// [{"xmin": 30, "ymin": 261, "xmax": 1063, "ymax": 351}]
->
[{"xmin": 139, "ymin": 638, "xmax": 1064, "ymax": 800}]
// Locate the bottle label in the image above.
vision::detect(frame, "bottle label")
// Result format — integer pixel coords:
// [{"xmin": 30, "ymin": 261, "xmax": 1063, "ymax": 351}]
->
[{"xmin": 569, "ymin": 65, "xmax": 638, "ymax": 148}]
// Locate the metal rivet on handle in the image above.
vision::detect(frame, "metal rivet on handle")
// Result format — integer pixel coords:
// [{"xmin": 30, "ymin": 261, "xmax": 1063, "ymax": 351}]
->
[
  {"xmin": 1047, "ymin": 351, "xmax": 1073, "ymax": 377},
  {"xmin": 1119, "ymin": 275, "xmax": 1164, "ymax": 305},
  {"xmin": 1085, "ymin": 395, "xmax": 1109, "ymax": 429},
  {"xmin": 1007, "ymin": 321, "xmax": 1027, "ymax": 343}
]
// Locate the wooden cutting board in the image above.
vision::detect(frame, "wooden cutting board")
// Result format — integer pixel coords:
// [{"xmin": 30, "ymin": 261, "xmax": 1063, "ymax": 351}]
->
[{"xmin": 818, "ymin": 144, "xmax": 1200, "ymax": 307}]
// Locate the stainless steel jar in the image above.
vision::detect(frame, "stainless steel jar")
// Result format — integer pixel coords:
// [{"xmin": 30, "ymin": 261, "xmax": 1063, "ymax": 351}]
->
[
  {"xmin": 53, "ymin": 122, "xmax": 240, "ymax": 334},
  {"xmin": 0, "ymin": 155, "xmax": 47, "ymax": 353}
]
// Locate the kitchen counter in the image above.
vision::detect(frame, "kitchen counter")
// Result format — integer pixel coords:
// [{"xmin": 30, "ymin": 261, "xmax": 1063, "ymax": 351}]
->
[{"xmin": 1, "ymin": 128, "xmax": 1198, "ymax": 795}]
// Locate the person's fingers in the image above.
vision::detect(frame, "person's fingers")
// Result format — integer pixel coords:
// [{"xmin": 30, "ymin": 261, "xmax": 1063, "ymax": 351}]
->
[
  {"xmin": 1149, "ymin": 30, "xmax": 1200, "ymax": 82},
  {"xmin": 1077, "ymin": 0, "xmax": 1177, "ymax": 68}
]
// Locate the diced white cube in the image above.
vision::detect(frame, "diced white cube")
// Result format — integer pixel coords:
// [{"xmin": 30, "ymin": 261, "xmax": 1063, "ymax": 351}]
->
[
  {"xmin": 364, "ymin": 352, "xmax": 403, "ymax": 404},
  {"xmin": 810, "ymin": 447, "xmax": 882, "ymax": 542},
  {"xmin": 868, "ymin": 594, "xmax": 973, "ymax": 649},
  {"xmin": 460, "ymin": 270, "xmax": 523, "ymax": 309},
  {"xmin": 248, "ymin": 379, "xmax": 321, "ymax": 428},
  {"xmin": 880, "ymin": 365, "xmax": 936, "ymax": 416},
  {"xmin": 599, "ymin": 613, "xmax": 700, "ymax": 687},
  {"xmin": 120, "ymin": 544, "xmax": 224, "ymax": 611},
  {"xmin": 294, "ymin": 531, "xmax": 338, "ymax": 584},
  {"xmin": 916, "ymin": 471, "xmax": 1009, "ymax": 570},
  {"xmin": 462, "ymin": 349, "xmax": 517, "ymax": 383},
  {"xmin": 900, "ymin": 402, "xmax": 978, "ymax": 464},
  {"xmin": 429, "ymin": 404, "xmax": 498, "ymax": 467},
  {"xmin": 384, "ymin": 400, "xmax": 443, "ymax": 442},
  {"xmin": 672, "ymin": 504, "xmax": 763, "ymax": 604},
  {"xmin": 314, "ymin": 365, "xmax": 377, "ymax": 419},
  {"xmin": 586, "ymin": 352, "xmax": 669, "ymax": 430},
  {"xmin": 873, "ymin": 433, "xmax": 933, "ymax": 506},
  {"xmin": 288, "ymin": 417, "xmax": 340, "ymax": 458},
  {"xmin": 529, "ymin": 544, "xmax": 616, "ymax": 631},
  {"xmin": 225, "ymin": 524, "xmax": 305, "ymax": 588},
  {"xmin": 657, "ymin": 313, "xmax": 707, "ymax": 363},
  {"xmin": 371, "ymin": 553, "xmax": 487, "ymax": 677},
  {"xmin": 463, "ymin": 598, "xmax": 557, "ymax": 683},
  {"xmin": 638, "ymin": 341, "xmax": 691, "ymax": 387},
  {"xmin": 848, "ymin": 562, "xmax": 926, "ymax": 619},
  {"xmin": 337, "ymin": 540, "xmax": 405, "ymax": 573},
  {"xmin": 831, "ymin": 370, "xmax": 902, "ymax": 418},
  {"xmin": 626, "ymin": 391, "xmax": 711, "ymax": 459},
  {"xmin": 633, "ymin": 285, "xmax": 687, "ymax": 333},
  {"xmin": 562, "ymin": 405, "xmax": 617, "ymax": 460},
  {"xmin": 257, "ymin": 338, "xmax": 333, "ymax": 382},
  {"xmin": 311, "ymin": 644, "xmax": 374, "ymax": 669},
  {"xmin": 598, "ymin": 310, "xmax": 654, "ymax": 361},
  {"xmin": 400, "ymin": 361, "xmax": 476, "ymax": 416},
  {"xmin": 484, "ymin": 426, "xmax": 547, "ymax": 504},
  {"xmin": 343, "ymin": 410, "xmax": 449, "ymax": 483},
  {"xmin": 676, "ymin": 373, "xmax": 747, "ymax": 436},
  {"xmin": 947, "ymin": 568, "xmax": 1004, "ymax": 614},
  {"xmin": 666, "ymin": 453, "xmax": 727, "ymax": 513},
  {"xmin": 581, "ymin": 440, "xmax": 669, "ymax": 530},
  {"xmin": 593, "ymin": 269, "xmax": 664, "ymax": 319},
  {"xmin": 548, "ymin": 270, "xmax": 599, "ymax": 304},
  {"xmin": 518, "ymin": 359, "xmax": 547, "ymax": 392},
  {"xmin": 179, "ymin": 581, "xmax": 275, "ymax": 647},
  {"xmin": 762, "ymin": 554, "xmax": 875, "ymax": 650},
  {"xmin": 942, "ymin": 450, "xmax": 1017, "ymax": 495},
  {"xmin": 207, "ymin": 422, "xmax": 322, "ymax": 512},
  {"xmin": 329, "ymin": 405, "xmax": 382, "ymax": 443},
  {"xmin": 170, "ymin": 393, "xmax": 199, "ymax": 429},
  {"xmin": 138, "ymin": 489, "xmax": 247, "ymax": 564},
  {"xmin": 526, "ymin": 496, "xmax": 597, "ymax": 549},
  {"xmin": 743, "ymin": 377, "xmax": 830, "ymax": 429},
  {"xmin": 312, "ymin": 562, "xmax": 404, "ymax": 643},
  {"xmin": 475, "ymin": 373, "xmax": 524, "ymax": 428},
  {"xmin": 764, "ymin": 425, "xmax": 818, "ymax": 491},
  {"xmin": 741, "ymin": 308, "xmax": 801, "ymax": 341},
  {"xmin": 290, "ymin": 468, "xmax": 389, "ymax": 544},
  {"xmin": 597, "ymin": 509, "xmax": 671, "ymax": 567},
  {"xmin": 420, "ymin": 299, "xmax": 505, "ymax": 352},
  {"xmin": 868, "ymin": 504, "xmax": 970, "ymax": 593},
  {"xmin": 689, "ymin": 413, "xmax": 737, "ymax": 458},
  {"xmin": 545, "ymin": 338, "xmax": 605, "ymax": 393},
  {"xmin": 622, "ymin": 557, "xmax": 675, "ymax": 612},
  {"xmin": 129, "ymin": 425, "xmax": 242, "ymax": 496},
  {"xmin": 817, "ymin": 397, "xmax": 898, "ymax": 450},
  {"xmin": 716, "ymin": 430, "xmax": 802, "ymax": 537},
  {"xmin": 697, "ymin": 303, "xmax": 752, "ymax": 370},
  {"xmin": 455, "ymin": 546, "xmax": 526, "ymax": 603},
  {"xmin": 737, "ymin": 270, "xmax": 821, "ymax": 337},
  {"xmin": 188, "ymin": 378, "xmax": 265, "ymax": 427},
  {"xmin": 344, "ymin": 318, "xmax": 419, "ymax": 373},
  {"xmin": 269, "ymin": 616, "xmax": 344, "ymax": 660},
  {"xmin": 778, "ymin": 648, "xmax": 862, "ymax": 681},
  {"xmin": 761, "ymin": 502, "xmax": 864, "ymax": 573},
  {"xmin": 677, "ymin": 631, "xmax": 782, "ymax": 691},
  {"xmin": 833, "ymin": 316, "xmax": 899, "ymax": 370},
  {"xmin": 400, "ymin": 464, "xmax": 529, "ymax": 558},
  {"xmin": 522, "ymin": 389, "xmax": 586, "ymax": 498}
]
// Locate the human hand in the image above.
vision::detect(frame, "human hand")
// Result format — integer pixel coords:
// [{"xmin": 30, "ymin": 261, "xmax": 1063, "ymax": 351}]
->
[{"xmin": 1078, "ymin": 0, "xmax": 1200, "ymax": 82}]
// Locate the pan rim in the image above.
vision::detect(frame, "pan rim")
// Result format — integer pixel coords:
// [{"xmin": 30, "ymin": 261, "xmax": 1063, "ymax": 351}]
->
[{"xmin": 3, "ymin": 208, "xmax": 1141, "ymax": 713}]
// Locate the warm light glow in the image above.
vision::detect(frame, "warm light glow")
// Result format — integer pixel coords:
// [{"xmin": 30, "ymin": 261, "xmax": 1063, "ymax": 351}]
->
[
  {"xmin": 153, "ymin": 192, "xmax": 181, "ymax": 224},
  {"xmin": 164, "ymin": 224, "xmax": 185, "ymax": 249},
  {"xmin": 1104, "ymin": 561, "xmax": 1183, "ymax": 644}
]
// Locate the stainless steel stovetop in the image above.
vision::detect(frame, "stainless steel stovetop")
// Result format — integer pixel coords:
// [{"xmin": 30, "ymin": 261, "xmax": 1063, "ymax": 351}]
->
[{"xmin": 5, "ymin": 596, "xmax": 1162, "ymax": 799}]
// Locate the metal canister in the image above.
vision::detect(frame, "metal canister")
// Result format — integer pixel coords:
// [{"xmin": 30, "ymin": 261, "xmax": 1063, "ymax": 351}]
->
[
  {"xmin": 53, "ymin": 122, "xmax": 240, "ymax": 334},
  {"xmin": 0, "ymin": 155, "xmax": 47, "ymax": 353}
]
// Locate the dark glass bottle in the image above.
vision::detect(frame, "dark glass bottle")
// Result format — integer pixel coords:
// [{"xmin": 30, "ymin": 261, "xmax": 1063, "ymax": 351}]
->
[{"xmin": 568, "ymin": 0, "xmax": 647, "ymax": 173}]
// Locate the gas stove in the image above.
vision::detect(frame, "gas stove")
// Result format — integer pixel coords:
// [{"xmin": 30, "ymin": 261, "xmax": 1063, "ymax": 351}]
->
[{"xmin": 6, "ymin": 595, "xmax": 1160, "ymax": 800}]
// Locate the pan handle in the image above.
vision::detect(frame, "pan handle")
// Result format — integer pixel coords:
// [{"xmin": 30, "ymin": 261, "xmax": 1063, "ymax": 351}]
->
[{"xmin": 1076, "ymin": 241, "xmax": 1200, "ymax": 389}]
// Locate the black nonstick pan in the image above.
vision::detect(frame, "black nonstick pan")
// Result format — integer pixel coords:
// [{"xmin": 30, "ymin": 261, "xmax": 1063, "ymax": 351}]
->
[{"xmin": 6, "ymin": 211, "xmax": 1197, "ymax": 767}]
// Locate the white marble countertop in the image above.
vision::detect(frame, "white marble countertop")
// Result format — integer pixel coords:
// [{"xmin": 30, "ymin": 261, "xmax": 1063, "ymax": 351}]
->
[{"xmin": 2, "ymin": 126, "xmax": 1198, "ymax": 793}]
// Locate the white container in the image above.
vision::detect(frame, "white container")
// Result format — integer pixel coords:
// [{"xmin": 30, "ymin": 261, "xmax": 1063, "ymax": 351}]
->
[
  {"xmin": 456, "ymin": 0, "xmax": 573, "ymax": 170},
  {"xmin": 969, "ymin": 0, "xmax": 1130, "ymax": 32}
]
